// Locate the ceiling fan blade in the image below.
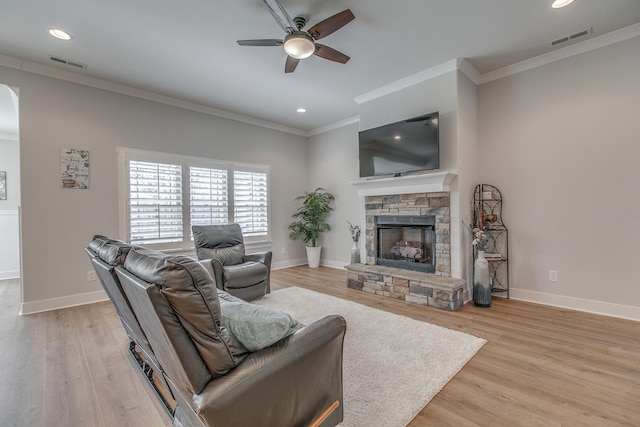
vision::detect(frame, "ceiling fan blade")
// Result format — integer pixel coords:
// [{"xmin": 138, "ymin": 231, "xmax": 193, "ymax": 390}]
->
[
  {"xmin": 237, "ymin": 39, "xmax": 283, "ymax": 46},
  {"xmin": 285, "ymin": 56, "xmax": 300, "ymax": 73},
  {"xmin": 314, "ymin": 44, "xmax": 350, "ymax": 64},
  {"xmin": 263, "ymin": 0, "xmax": 297, "ymax": 33},
  {"xmin": 307, "ymin": 9, "xmax": 355, "ymax": 41}
]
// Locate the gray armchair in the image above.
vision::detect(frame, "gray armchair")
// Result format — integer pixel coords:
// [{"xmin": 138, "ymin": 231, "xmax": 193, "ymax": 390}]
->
[{"xmin": 192, "ymin": 224, "xmax": 272, "ymax": 301}]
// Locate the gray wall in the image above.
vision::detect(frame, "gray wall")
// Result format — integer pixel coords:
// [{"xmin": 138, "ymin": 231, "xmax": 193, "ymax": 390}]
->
[
  {"xmin": 0, "ymin": 65, "xmax": 308, "ymax": 312},
  {"xmin": 307, "ymin": 122, "xmax": 360, "ymax": 267},
  {"xmin": 477, "ymin": 35, "xmax": 640, "ymax": 317}
]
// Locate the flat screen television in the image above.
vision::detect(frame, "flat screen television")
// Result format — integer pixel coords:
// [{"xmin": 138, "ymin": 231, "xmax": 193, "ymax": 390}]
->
[{"xmin": 358, "ymin": 112, "xmax": 439, "ymax": 178}]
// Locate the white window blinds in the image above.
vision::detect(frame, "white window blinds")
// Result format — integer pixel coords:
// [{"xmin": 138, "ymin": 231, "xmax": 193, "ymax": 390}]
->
[
  {"xmin": 190, "ymin": 167, "xmax": 229, "ymax": 227},
  {"xmin": 233, "ymin": 170, "xmax": 268, "ymax": 237},
  {"xmin": 129, "ymin": 160, "xmax": 183, "ymax": 244},
  {"xmin": 120, "ymin": 148, "xmax": 270, "ymax": 249}
]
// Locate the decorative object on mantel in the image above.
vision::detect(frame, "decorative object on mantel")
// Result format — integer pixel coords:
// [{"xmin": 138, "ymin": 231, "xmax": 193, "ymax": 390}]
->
[
  {"xmin": 472, "ymin": 184, "xmax": 510, "ymax": 299},
  {"xmin": 347, "ymin": 220, "xmax": 360, "ymax": 264},
  {"xmin": 0, "ymin": 171, "xmax": 6, "ymax": 200},
  {"xmin": 288, "ymin": 187, "xmax": 335, "ymax": 268},
  {"xmin": 60, "ymin": 148, "xmax": 90, "ymax": 189}
]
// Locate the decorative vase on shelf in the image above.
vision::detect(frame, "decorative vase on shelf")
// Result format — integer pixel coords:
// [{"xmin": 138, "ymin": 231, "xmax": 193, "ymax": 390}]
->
[
  {"xmin": 473, "ymin": 250, "xmax": 492, "ymax": 307},
  {"xmin": 350, "ymin": 240, "xmax": 360, "ymax": 264}
]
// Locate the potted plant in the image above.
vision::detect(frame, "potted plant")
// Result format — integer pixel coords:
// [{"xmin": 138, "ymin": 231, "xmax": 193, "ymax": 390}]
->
[{"xmin": 288, "ymin": 187, "xmax": 335, "ymax": 268}]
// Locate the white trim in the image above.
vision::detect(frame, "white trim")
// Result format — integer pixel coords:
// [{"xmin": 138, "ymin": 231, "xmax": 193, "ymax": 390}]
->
[
  {"xmin": 321, "ymin": 259, "xmax": 349, "ymax": 270},
  {"xmin": 0, "ymin": 271, "xmax": 20, "ymax": 280},
  {"xmin": 20, "ymin": 290, "xmax": 108, "ymax": 315},
  {"xmin": 0, "ymin": 53, "xmax": 307, "ymax": 137},
  {"xmin": 354, "ymin": 59, "xmax": 459, "ymax": 105},
  {"xmin": 480, "ymin": 23, "xmax": 640, "ymax": 84},
  {"xmin": 510, "ymin": 288, "xmax": 640, "ymax": 322},
  {"xmin": 272, "ymin": 258, "xmax": 308, "ymax": 270},
  {"xmin": 308, "ymin": 115, "xmax": 359, "ymax": 137},
  {"xmin": 350, "ymin": 171, "xmax": 457, "ymax": 197}
]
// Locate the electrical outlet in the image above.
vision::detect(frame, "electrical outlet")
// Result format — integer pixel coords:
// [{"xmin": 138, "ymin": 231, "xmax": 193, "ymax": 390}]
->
[
  {"xmin": 548, "ymin": 270, "xmax": 558, "ymax": 282},
  {"xmin": 280, "ymin": 247, "xmax": 286, "ymax": 255},
  {"xmin": 87, "ymin": 271, "xmax": 97, "ymax": 282}
]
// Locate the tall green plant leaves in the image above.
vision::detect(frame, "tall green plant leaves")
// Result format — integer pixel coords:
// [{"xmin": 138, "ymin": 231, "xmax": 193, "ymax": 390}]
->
[{"xmin": 288, "ymin": 187, "xmax": 335, "ymax": 247}]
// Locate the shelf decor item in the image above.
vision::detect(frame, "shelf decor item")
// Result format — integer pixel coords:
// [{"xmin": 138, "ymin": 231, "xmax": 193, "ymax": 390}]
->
[
  {"xmin": 347, "ymin": 220, "xmax": 361, "ymax": 264},
  {"xmin": 473, "ymin": 250, "xmax": 492, "ymax": 307},
  {"xmin": 472, "ymin": 184, "xmax": 509, "ymax": 299},
  {"xmin": 0, "ymin": 171, "xmax": 6, "ymax": 200}
]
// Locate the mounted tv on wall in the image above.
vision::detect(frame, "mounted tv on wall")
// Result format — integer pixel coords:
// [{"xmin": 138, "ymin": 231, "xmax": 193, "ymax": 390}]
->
[{"xmin": 358, "ymin": 112, "xmax": 439, "ymax": 178}]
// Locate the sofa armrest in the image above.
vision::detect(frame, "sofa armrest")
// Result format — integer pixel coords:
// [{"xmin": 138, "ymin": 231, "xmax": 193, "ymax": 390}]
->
[
  {"xmin": 198, "ymin": 258, "xmax": 225, "ymax": 291},
  {"xmin": 193, "ymin": 314, "xmax": 346, "ymax": 427},
  {"xmin": 244, "ymin": 251, "xmax": 272, "ymax": 268}
]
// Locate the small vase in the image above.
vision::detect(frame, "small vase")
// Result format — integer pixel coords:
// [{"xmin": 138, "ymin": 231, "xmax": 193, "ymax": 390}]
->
[
  {"xmin": 350, "ymin": 240, "xmax": 360, "ymax": 264},
  {"xmin": 473, "ymin": 250, "xmax": 492, "ymax": 307}
]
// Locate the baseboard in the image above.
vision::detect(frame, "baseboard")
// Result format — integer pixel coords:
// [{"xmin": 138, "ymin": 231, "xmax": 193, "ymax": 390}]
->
[
  {"xmin": 0, "ymin": 270, "xmax": 20, "ymax": 280},
  {"xmin": 20, "ymin": 289, "xmax": 109, "ymax": 315},
  {"xmin": 272, "ymin": 258, "xmax": 348, "ymax": 270},
  {"xmin": 320, "ymin": 259, "xmax": 349, "ymax": 270},
  {"xmin": 510, "ymin": 288, "xmax": 640, "ymax": 322},
  {"xmin": 272, "ymin": 258, "xmax": 308, "ymax": 270}
]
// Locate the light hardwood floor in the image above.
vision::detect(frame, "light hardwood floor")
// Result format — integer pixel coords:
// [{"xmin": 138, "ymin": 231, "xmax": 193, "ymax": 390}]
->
[{"xmin": 1, "ymin": 268, "xmax": 639, "ymax": 426}]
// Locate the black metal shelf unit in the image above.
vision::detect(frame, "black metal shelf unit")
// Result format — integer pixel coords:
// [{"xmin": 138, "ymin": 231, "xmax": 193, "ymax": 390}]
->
[{"xmin": 473, "ymin": 184, "xmax": 509, "ymax": 298}]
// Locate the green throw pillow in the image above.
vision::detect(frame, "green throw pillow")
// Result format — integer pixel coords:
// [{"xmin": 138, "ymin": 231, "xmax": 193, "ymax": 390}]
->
[{"xmin": 220, "ymin": 301, "xmax": 303, "ymax": 352}]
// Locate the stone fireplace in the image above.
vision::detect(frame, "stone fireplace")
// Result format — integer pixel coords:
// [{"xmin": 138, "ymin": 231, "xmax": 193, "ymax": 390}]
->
[
  {"xmin": 365, "ymin": 192, "xmax": 451, "ymax": 277},
  {"xmin": 347, "ymin": 172, "xmax": 466, "ymax": 311}
]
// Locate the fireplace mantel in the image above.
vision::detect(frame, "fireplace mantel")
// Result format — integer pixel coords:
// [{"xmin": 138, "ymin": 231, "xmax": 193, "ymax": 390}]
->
[{"xmin": 350, "ymin": 171, "xmax": 457, "ymax": 197}]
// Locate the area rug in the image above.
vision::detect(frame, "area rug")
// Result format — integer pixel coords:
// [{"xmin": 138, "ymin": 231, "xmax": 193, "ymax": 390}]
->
[{"xmin": 255, "ymin": 287, "xmax": 486, "ymax": 427}]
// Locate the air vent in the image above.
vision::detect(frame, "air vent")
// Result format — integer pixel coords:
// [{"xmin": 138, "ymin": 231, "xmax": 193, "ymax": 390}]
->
[
  {"xmin": 49, "ymin": 55, "xmax": 87, "ymax": 69},
  {"xmin": 551, "ymin": 28, "xmax": 592, "ymax": 46}
]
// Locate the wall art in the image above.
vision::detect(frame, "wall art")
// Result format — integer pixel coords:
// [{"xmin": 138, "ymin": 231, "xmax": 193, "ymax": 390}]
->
[{"xmin": 60, "ymin": 148, "xmax": 90, "ymax": 189}]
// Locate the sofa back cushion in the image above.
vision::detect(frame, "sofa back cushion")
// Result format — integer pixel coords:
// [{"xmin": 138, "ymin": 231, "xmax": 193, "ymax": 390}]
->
[
  {"xmin": 123, "ymin": 249, "xmax": 248, "ymax": 378},
  {"xmin": 192, "ymin": 224, "xmax": 245, "ymax": 265},
  {"xmin": 89, "ymin": 235, "xmax": 133, "ymax": 266}
]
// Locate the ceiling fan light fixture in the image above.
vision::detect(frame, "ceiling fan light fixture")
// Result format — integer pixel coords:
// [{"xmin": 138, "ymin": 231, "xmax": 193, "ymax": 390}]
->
[
  {"xmin": 284, "ymin": 32, "xmax": 315, "ymax": 59},
  {"xmin": 551, "ymin": 0, "xmax": 575, "ymax": 8}
]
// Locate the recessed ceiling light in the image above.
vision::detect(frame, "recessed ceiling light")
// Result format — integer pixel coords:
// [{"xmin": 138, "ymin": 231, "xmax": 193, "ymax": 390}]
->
[
  {"xmin": 296, "ymin": 108, "xmax": 306, "ymax": 113},
  {"xmin": 551, "ymin": 0, "xmax": 575, "ymax": 9},
  {"xmin": 49, "ymin": 28, "xmax": 72, "ymax": 40}
]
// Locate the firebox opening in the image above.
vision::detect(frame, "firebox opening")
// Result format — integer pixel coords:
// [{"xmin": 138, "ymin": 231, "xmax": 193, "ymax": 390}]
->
[{"xmin": 375, "ymin": 215, "xmax": 436, "ymax": 273}]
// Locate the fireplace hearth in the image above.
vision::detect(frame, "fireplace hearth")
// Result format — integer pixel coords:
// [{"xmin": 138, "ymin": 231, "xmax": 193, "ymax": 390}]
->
[{"xmin": 376, "ymin": 215, "xmax": 436, "ymax": 273}]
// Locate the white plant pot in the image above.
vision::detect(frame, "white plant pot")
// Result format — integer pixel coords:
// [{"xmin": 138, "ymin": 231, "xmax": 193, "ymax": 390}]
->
[{"xmin": 306, "ymin": 246, "xmax": 322, "ymax": 268}]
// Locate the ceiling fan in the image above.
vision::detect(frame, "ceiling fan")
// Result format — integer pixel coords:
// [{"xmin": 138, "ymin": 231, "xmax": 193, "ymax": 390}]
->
[{"xmin": 237, "ymin": 0, "xmax": 355, "ymax": 73}]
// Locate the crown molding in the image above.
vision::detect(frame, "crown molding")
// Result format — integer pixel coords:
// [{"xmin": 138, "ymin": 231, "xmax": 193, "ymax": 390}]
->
[
  {"xmin": 480, "ymin": 23, "xmax": 640, "ymax": 84},
  {"xmin": 0, "ymin": 54, "xmax": 307, "ymax": 137},
  {"xmin": 353, "ymin": 59, "xmax": 460, "ymax": 105},
  {"xmin": 307, "ymin": 115, "xmax": 359, "ymax": 137}
]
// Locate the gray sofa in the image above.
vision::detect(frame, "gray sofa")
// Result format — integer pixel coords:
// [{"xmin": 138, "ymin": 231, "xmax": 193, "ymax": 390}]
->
[{"xmin": 87, "ymin": 236, "xmax": 346, "ymax": 427}]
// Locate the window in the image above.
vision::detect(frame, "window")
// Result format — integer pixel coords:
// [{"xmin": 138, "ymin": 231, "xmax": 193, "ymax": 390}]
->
[{"xmin": 119, "ymin": 148, "xmax": 270, "ymax": 250}]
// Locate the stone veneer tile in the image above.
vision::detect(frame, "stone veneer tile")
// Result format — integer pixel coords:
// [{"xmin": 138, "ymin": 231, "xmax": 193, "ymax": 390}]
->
[{"xmin": 365, "ymin": 191, "xmax": 451, "ymax": 277}]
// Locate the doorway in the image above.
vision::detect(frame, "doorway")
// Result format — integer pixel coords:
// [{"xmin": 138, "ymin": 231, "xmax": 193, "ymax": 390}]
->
[{"xmin": 0, "ymin": 84, "xmax": 21, "ymax": 293}]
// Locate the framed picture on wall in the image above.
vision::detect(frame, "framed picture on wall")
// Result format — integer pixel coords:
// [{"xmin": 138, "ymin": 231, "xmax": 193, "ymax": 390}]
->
[
  {"xmin": 60, "ymin": 148, "xmax": 90, "ymax": 189},
  {"xmin": 0, "ymin": 171, "xmax": 6, "ymax": 200}
]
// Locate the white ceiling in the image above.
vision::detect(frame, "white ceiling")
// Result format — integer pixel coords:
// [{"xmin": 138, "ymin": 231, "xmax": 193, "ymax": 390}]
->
[{"xmin": 0, "ymin": 0, "xmax": 639, "ymax": 134}]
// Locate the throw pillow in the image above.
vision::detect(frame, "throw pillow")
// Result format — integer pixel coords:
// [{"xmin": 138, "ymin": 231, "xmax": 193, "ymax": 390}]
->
[{"xmin": 220, "ymin": 301, "xmax": 303, "ymax": 352}]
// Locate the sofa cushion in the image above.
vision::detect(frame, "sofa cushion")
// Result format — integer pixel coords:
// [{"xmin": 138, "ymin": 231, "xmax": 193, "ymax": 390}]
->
[
  {"xmin": 220, "ymin": 301, "xmax": 302, "ymax": 352},
  {"xmin": 223, "ymin": 262, "xmax": 269, "ymax": 288},
  {"xmin": 90, "ymin": 235, "xmax": 132, "ymax": 266},
  {"xmin": 124, "ymin": 249, "xmax": 248, "ymax": 375}
]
